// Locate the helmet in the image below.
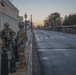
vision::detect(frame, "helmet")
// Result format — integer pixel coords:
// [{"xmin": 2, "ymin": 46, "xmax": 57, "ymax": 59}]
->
[
  {"xmin": 18, "ymin": 21, "xmax": 24, "ymax": 27},
  {"xmin": 4, "ymin": 22, "xmax": 9, "ymax": 27}
]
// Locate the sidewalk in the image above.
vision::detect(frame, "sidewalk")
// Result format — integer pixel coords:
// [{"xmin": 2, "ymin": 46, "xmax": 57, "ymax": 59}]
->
[
  {"xmin": 9, "ymin": 30, "xmax": 33, "ymax": 75},
  {"xmin": 9, "ymin": 46, "xmax": 29, "ymax": 75},
  {"xmin": 0, "ymin": 44, "xmax": 28, "ymax": 75}
]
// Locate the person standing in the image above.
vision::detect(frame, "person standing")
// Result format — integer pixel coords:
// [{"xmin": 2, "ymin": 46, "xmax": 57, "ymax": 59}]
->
[
  {"xmin": 0, "ymin": 22, "xmax": 16, "ymax": 60},
  {"xmin": 17, "ymin": 21, "xmax": 27, "ymax": 68}
]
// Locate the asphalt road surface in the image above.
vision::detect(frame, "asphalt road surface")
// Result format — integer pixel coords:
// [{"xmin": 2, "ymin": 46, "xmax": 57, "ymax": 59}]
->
[{"xmin": 34, "ymin": 29, "xmax": 76, "ymax": 75}]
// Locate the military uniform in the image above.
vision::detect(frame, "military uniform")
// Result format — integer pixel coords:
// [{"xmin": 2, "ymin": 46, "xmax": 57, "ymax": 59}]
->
[
  {"xmin": 17, "ymin": 21, "xmax": 27, "ymax": 68},
  {"xmin": 0, "ymin": 22, "xmax": 16, "ymax": 50},
  {"xmin": 0, "ymin": 23, "xmax": 16, "ymax": 60}
]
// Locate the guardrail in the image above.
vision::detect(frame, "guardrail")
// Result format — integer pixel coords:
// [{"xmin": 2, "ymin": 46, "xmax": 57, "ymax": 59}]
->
[{"xmin": 55, "ymin": 25, "xmax": 76, "ymax": 33}]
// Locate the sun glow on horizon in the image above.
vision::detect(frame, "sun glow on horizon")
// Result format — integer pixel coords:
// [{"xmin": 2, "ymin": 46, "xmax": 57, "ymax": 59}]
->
[
  {"xmin": 33, "ymin": 21, "xmax": 44, "ymax": 28},
  {"xmin": 41, "ymin": 21, "xmax": 44, "ymax": 27}
]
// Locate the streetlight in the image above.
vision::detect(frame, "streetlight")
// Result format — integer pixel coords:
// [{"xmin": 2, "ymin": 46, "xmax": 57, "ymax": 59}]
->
[
  {"xmin": 24, "ymin": 13, "xmax": 27, "ymax": 30},
  {"xmin": 30, "ymin": 15, "xmax": 33, "ymax": 32}
]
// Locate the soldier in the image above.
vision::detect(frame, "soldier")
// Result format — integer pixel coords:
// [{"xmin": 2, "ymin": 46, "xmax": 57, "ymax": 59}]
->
[
  {"xmin": 0, "ymin": 22, "xmax": 16, "ymax": 60},
  {"xmin": 17, "ymin": 21, "xmax": 27, "ymax": 68}
]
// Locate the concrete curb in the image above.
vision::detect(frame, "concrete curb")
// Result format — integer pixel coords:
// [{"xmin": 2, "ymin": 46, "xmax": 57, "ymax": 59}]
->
[
  {"xmin": 32, "ymin": 33, "xmax": 41, "ymax": 75},
  {"xmin": 26, "ymin": 33, "xmax": 33, "ymax": 75}
]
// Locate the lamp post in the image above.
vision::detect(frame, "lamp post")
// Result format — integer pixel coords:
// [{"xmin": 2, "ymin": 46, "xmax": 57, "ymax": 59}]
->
[
  {"xmin": 24, "ymin": 13, "xmax": 27, "ymax": 30},
  {"xmin": 30, "ymin": 15, "xmax": 33, "ymax": 32}
]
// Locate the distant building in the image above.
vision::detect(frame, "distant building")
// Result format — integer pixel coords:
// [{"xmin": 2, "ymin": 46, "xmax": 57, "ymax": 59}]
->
[{"xmin": 0, "ymin": 0, "xmax": 20, "ymax": 33}]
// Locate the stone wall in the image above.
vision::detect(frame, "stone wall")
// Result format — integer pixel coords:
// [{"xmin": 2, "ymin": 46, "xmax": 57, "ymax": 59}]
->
[{"xmin": 0, "ymin": 0, "xmax": 19, "ymax": 33}]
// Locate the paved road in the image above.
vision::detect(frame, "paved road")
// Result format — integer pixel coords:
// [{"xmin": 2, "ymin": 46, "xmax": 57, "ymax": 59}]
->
[{"xmin": 34, "ymin": 29, "xmax": 76, "ymax": 75}]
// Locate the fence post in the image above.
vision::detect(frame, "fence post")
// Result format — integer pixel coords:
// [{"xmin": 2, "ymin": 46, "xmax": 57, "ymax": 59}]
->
[
  {"xmin": 15, "ymin": 39, "xmax": 19, "ymax": 62},
  {"xmin": 1, "ymin": 48, "xmax": 9, "ymax": 75},
  {"xmin": 9, "ymin": 43, "xmax": 17, "ymax": 73}
]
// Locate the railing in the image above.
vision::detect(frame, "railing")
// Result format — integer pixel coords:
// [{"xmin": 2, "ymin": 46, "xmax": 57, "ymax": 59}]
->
[{"xmin": 55, "ymin": 25, "xmax": 76, "ymax": 33}]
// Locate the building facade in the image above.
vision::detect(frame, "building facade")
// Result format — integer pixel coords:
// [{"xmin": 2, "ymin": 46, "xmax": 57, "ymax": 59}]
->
[{"xmin": 0, "ymin": 0, "xmax": 19, "ymax": 33}]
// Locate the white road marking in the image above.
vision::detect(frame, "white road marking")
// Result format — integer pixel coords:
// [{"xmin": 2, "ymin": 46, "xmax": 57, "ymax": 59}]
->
[
  {"xmin": 45, "ymin": 37, "xmax": 48, "ymax": 39},
  {"xmin": 36, "ymin": 38, "xmax": 39, "ymax": 41},
  {"xmin": 59, "ymin": 36, "xmax": 65, "ymax": 38},
  {"xmin": 50, "ymin": 36, "xmax": 54, "ymax": 38},
  {"xmin": 41, "ymin": 57, "xmax": 49, "ymax": 60}
]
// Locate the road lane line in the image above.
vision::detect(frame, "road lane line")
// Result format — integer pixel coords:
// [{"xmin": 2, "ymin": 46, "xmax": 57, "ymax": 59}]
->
[
  {"xmin": 36, "ymin": 38, "xmax": 39, "ymax": 41},
  {"xmin": 50, "ymin": 36, "xmax": 54, "ymax": 38},
  {"xmin": 45, "ymin": 37, "xmax": 48, "ymax": 39},
  {"xmin": 59, "ymin": 36, "xmax": 65, "ymax": 38},
  {"xmin": 41, "ymin": 57, "xmax": 49, "ymax": 60}
]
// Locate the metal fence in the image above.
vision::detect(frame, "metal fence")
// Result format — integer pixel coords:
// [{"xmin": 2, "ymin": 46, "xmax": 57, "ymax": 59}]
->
[{"xmin": 55, "ymin": 25, "xmax": 76, "ymax": 33}]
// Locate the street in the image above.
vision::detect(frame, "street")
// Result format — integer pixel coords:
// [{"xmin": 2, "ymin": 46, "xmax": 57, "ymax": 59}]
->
[{"xmin": 34, "ymin": 29, "xmax": 76, "ymax": 75}]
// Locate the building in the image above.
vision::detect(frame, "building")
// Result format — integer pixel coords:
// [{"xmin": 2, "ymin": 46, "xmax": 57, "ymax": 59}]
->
[{"xmin": 0, "ymin": 0, "xmax": 19, "ymax": 33}]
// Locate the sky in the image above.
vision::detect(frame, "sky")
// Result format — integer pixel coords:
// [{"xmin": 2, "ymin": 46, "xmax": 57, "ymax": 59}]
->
[{"xmin": 12, "ymin": 0, "xmax": 76, "ymax": 26}]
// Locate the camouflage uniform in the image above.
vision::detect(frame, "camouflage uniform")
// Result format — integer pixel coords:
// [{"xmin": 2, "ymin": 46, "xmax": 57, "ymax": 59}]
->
[
  {"xmin": 0, "ymin": 22, "xmax": 16, "ymax": 50},
  {"xmin": 17, "ymin": 21, "xmax": 27, "ymax": 67},
  {"xmin": 0, "ymin": 22, "xmax": 16, "ymax": 60}
]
